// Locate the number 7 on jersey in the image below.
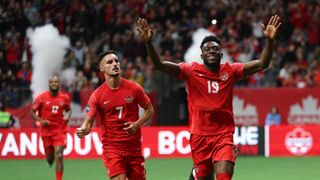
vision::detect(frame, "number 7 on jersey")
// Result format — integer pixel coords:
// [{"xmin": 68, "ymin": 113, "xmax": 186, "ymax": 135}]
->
[{"xmin": 116, "ymin": 106, "xmax": 123, "ymax": 119}]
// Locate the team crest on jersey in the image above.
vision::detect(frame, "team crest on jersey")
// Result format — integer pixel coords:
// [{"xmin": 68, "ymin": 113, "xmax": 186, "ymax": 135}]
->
[
  {"xmin": 219, "ymin": 71, "xmax": 229, "ymax": 81},
  {"xmin": 125, "ymin": 96, "xmax": 134, "ymax": 103},
  {"xmin": 85, "ymin": 105, "xmax": 90, "ymax": 113}
]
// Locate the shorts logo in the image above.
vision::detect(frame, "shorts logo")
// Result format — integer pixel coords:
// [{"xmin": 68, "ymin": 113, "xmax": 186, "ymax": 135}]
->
[{"xmin": 125, "ymin": 96, "xmax": 134, "ymax": 103}]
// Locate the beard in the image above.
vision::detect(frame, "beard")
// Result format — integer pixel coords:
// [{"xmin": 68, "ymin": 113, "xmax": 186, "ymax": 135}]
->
[{"xmin": 49, "ymin": 87, "xmax": 59, "ymax": 93}]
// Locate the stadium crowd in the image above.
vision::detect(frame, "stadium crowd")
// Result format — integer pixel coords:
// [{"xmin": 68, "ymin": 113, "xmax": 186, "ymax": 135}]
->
[{"xmin": 0, "ymin": 0, "xmax": 319, "ymax": 120}]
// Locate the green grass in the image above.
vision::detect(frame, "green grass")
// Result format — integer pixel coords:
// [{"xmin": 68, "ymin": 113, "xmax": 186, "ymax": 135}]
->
[{"xmin": 0, "ymin": 156, "xmax": 319, "ymax": 180}]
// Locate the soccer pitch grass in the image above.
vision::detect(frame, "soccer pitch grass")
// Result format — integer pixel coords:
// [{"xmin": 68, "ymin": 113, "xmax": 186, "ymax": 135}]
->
[{"xmin": 1, "ymin": 156, "xmax": 319, "ymax": 180}]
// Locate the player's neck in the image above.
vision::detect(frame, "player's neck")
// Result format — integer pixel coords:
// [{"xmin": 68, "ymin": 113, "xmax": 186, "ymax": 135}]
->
[
  {"xmin": 105, "ymin": 76, "xmax": 121, "ymax": 90},
  {"xmin": 204, "ymin": 64, "xmax": 220, "ymax": 72},
  {"xmin": 50, "ymin": 90, "xmax": 59, "ymax": 96}
]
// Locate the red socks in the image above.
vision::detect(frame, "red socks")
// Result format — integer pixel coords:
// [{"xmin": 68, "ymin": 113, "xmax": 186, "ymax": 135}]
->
[
  {"xmin": 216, "ymin": 173, "xmax": 231, "ymax": 180},
  {"xmin": 56, "ymin": 171, "xmax": 63, "ymax": 180}
]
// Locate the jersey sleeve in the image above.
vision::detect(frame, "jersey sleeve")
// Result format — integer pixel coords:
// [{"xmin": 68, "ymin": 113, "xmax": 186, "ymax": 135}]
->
[
  {"xmin": 64, "ymin": 94, "xmax": 71, "ymax": 111},
  {"xmin": 135, "ymin": 83, "xmax": 151, "ymax": 109},
  {"xmin": 231, "ymin": 63, "xmax": 245, "ymax": 80},
  {"xmin": 32, "ymin": 95, "xmax": 42, "ymax": 111},
  {"xmin": 177, "ymin": 62, "xmax": 193, "ymax": 80},
  {"xmin": 86, "ymin": 91, "xmax": 99, "ymax": 118}
]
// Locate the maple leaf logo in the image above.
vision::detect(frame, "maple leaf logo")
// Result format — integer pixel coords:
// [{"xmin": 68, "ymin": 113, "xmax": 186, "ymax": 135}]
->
[
  {"xmin": 233, "ymin": 96, "xmax": 258, "ymax": 126},
  {"xmin": 288, "ymin": 96, "xmax": 320, "ymax": 124}
]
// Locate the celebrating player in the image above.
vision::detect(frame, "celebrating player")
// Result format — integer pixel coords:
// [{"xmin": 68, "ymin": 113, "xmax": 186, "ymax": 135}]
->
[
  {"xmin": 137, "ymin": 15, "xmax": 281, "ymax": 180},
  {"xmin": 76, "ymin": 50, "xmax": 154, "ymax": 180},
  {"xmin": 31, "ymin": 75, "xmax": 71, "ymax": 180}
]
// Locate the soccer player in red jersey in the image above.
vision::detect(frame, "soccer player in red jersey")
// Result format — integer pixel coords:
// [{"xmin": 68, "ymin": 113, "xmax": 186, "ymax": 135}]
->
[
  {"xmin": 137, "ymin": 15, "xmax": 281, "ymax": 180},
  {"xmin": 76, "ymin": 50, "xmax": 154, "ymax": 180},
  {"xmin": 31, "ymin": 75, "xmax": 71, "ymax": 180}
]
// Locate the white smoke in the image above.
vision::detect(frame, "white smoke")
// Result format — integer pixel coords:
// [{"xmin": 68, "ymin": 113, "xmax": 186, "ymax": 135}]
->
[
  {"xmin": 183, "ymin": 28, "xmax": 231, "ymax": 64},
  {"xmin": 28, "ymin": 24, "xmax": 70, "ymax": 99},
  {"xmin": 60, "ymin": 67, "xmax": 77, "ymax": 87}
]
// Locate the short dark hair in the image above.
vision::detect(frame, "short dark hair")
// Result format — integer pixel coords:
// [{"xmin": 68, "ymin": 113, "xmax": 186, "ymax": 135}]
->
[
  {"xmin": 98, "ymin": 50, "xmax": 119, "ymax": 62},
  {"xmin": 48, "ymin": 75, "xmax": 59, "ymax": 81},
  {"xmin": 200, "ymin": 35, "xmax": 221, "ymax": 50}
]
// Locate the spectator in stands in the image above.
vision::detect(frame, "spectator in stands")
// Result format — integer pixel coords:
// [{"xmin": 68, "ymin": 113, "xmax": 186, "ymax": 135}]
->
[
  {"xmin": 0, "ymin": 102, "xmax": 15, "ymax": 128},
  {"xmin": 1, "ymin": 0, "xmax": 320, "ymax": 126},
  {"xmin": 265, "ymin": 106, "xmax": 281, "ymax": 126},
  {"xmin": 16, "ymin": 62, "xmax": 32, "ymax": 87}
]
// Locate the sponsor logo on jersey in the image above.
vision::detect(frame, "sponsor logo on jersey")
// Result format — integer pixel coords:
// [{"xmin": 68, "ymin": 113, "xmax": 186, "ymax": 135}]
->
[{"xmin": 285, "ymin": 127, "xmax": 313, "ymax": 155}]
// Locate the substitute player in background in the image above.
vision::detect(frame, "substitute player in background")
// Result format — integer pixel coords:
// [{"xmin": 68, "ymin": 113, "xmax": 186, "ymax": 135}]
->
[
  {"xmin": 76, "ymin": 50, "xmax": 154, "ymax": 180},
  {"xmin": 137, "ymin": 15, "xmax": 281, "ymax": 180},
  {"xmin": 31, "ymin": 75, "xmax": 71, "ymax": 180}
]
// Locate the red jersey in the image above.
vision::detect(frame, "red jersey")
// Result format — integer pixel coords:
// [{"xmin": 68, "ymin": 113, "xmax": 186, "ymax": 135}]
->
[
  {"xmin": 32, "ymin": 91, "xmax": 71, "ymax": 136},
  {"xmin": 86, "ymin": 78, "xmax": 151, "ymax": 152},
  {"xmin": 177, "ymin": 62, "xmax": 244, "ymax": 135}
]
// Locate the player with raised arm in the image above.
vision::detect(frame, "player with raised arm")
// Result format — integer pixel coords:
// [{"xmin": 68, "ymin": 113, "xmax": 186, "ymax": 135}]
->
[
  {"xmin": 31, "ymin": 75, "xmax": 71, "ymax": 180},
  {"xmin": 137, "ymin": 15, "xmax": 281, "ymax": 180},
  {"xmin": 76, "ymin": 50, "xmax": 154, "ymax": 180}
]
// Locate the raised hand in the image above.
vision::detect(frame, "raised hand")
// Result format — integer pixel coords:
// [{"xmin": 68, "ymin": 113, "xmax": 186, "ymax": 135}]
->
[
  {"xmin": 137, "ymin": 18, "xmax": 153, "ymax": 43},
  {"xmin": 262, "ymin": 15, "xmax": 281, "ymax": 40}
]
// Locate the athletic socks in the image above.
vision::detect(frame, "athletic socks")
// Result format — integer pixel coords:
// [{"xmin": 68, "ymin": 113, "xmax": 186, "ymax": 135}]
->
[
  {"xmin": 216, "ymin": 173, "xmax": 231, "ymax": 180},
  {"xmin": 56, "ymin": 171, "xmax": 63, "ymax": 180}
]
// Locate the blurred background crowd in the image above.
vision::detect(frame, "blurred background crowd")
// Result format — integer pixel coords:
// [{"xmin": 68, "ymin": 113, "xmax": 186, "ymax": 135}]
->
[{"xmin": 0, "ymin": 0, "xmax": 319, "ymax": 125}]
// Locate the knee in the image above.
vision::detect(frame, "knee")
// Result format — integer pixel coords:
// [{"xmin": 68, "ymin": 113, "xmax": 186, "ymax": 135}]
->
[
  {"xmin": 214, "ymin": 161, "xmax": 234, "ymax": 175},
  {"xmin": 55, "ymin": 150, "xmax": 63, "ymax": 160}
]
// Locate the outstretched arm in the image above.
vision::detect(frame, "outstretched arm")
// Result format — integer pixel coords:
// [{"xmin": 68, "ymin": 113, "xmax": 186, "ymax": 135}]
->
[
  {"xmin": 137, "ymin": 18, "xmax": 180, "ymax": 77},
  {"xmin": 244, "ymin": 15, "xmax": 281, "ymax": 77}
]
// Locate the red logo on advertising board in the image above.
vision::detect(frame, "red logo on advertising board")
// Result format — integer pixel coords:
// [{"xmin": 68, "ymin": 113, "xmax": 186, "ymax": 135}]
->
[{"xmin": 285, "ymin": 127, "xmax": 313, "ymax": 155}]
